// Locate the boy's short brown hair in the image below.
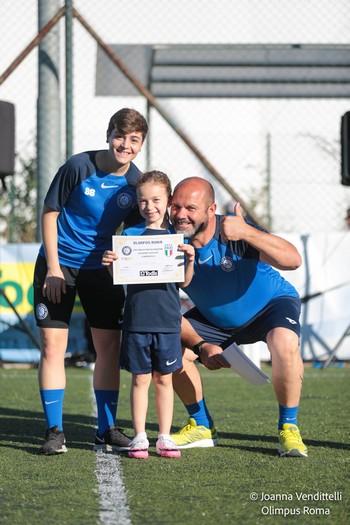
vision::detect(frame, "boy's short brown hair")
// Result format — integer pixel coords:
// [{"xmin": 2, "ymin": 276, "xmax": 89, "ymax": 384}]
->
[{"xmin": 106, "ymin": 108, "xmax": 148, "ymax": 142}]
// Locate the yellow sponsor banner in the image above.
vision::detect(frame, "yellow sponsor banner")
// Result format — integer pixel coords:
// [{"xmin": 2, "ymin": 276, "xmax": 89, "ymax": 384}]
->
[
  {"xmin": 0, "ymin": 260, "xmax": 83, "ymax": 317},
  {"xmin": 0, "ymin": 262, "xmax": 35, "ymax": 316}
]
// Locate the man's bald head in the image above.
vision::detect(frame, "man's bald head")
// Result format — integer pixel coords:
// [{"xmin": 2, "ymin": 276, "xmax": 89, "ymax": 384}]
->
[
  {"xmin": 170, "ymin": 177, "xmax": 217, "ymax": 240},
  {"xmin": 173, "ymin": 177, "xmax": 215, "ymax": 208}
]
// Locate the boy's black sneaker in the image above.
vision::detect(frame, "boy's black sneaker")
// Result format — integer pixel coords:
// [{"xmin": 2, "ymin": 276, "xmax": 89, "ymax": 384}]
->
[
  {"xmin": 93, "ymin": 425, "xmax": 131, "ymax": 452},
  {"xmin": 40, "ymin": 425, "xmax": 68, "ymax": 455}
]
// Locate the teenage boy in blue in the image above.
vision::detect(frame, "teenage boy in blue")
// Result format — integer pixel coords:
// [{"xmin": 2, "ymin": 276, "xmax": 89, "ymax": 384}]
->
[
  {"xmin": 169, "ymin": 177, "xmax": 308, "ymax": 457},
  {"xmin": 33, "ymin": 108, "xmax": 148, "ymax": 454},
  {"xmin": 103, "ymin": 170, "xmax": 195, "ymax": 458}
]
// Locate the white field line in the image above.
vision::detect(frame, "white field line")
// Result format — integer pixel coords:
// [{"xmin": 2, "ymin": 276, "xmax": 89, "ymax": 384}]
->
[{"xmin": 90, "ymin": 376, "xmax": 132, "ymax": 525}]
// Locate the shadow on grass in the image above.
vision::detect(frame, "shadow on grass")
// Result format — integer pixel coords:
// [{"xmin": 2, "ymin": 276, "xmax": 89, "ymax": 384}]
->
[
  {"xmin": 2, "ymin": 406, "xmax": 348, "ymax": 457},
  {"xmin": 218, "ymin": 430, "xmax": 350, "ymax": 452},
  {"xmin": 0, "ymin": 406, "xmax": 134, "ymax": 455}
]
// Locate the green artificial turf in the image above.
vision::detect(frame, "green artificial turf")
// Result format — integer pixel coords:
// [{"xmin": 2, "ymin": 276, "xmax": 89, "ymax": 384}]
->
[{"xmin": 0, "ymin": 365, "xmax": 349, "ymax": 525}]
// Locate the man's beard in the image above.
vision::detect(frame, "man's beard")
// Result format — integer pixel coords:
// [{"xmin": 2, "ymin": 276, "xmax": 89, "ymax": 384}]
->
[{"xmin": 173, "ymin": 219, "xmax": 207, "ymax": 239}]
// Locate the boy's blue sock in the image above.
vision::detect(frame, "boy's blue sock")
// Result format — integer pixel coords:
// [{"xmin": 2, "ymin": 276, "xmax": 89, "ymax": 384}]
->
[
  {"xmin": 185, "ymin": 398, "xmax": 213, "ymax": 428},
  {"xmin": 40, "ymin": 389, "xmax": 65, "ymax": 430},
  {"xmin": 95, "ymin": 389, "xmax": 119, "ymax": 435},
  {"xmin": 278, "ymin": 404, "xmax": 299, "ymax": 429}
]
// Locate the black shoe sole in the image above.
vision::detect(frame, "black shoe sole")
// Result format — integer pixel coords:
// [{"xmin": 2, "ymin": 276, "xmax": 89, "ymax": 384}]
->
[
  {"xmin": 93, "ymin": 443, "xmax": 130, "ymax": 452},
  {"xmin": 40, "ymin": 445, "xmax": 68, "ymax": 455}
]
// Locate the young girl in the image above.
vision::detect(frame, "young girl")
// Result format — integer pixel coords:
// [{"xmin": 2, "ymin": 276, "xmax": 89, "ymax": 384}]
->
[{"xmin": 102, "ymin": 171, "xmax": 194, "ymax": 458}]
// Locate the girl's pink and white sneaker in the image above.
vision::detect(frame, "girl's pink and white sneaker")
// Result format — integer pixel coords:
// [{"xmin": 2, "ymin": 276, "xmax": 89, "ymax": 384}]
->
[
  {"xmin": 128, "ymin": 434, "xmax": 149, "ymax": 459},
  {"xmin": 156, "ymin": 435, "xmax": 181, "ymax": 458}
]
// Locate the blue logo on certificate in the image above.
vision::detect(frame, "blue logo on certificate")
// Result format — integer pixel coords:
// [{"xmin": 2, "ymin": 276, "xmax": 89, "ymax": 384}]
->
[{"xmin": 122, "ymin": 245, "xmax": 132, "ymax": 256}]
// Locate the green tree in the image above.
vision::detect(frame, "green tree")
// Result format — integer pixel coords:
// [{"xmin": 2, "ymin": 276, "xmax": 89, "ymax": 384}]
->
[{"xmin": 0, "ymin": 154, "xmax": 37, "ymax": 243}]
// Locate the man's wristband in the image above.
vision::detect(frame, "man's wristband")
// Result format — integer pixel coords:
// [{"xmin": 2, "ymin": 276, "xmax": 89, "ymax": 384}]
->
[{"xmin": 192, "ymin": 340, "xmax": 207, "ymax": 356}]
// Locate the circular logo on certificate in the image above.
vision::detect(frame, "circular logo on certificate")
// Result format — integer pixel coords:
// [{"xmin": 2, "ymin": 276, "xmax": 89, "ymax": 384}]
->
[
  {"xmin": 117, "ymin": 193, "xmax": 132, "ymax": 209},
  {"xmin": 220, "ymin": 256, "xmax": 234, "ymax": 272},
  {"xmin": 122, "ymin": 245, "xmax": 132, "ymax": 256}
]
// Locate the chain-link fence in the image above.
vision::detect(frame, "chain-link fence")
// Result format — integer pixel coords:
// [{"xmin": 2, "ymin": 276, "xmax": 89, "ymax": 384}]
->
[{"xmin": 1, "ymin": 0, "xmax": 350, "ymax": 241}]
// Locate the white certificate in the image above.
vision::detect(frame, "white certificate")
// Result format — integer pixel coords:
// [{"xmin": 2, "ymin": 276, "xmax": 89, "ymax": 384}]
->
[
  {"xmin": 112, "ymin": 233, "xmax": 185, "ymax": 284},
  {"xmin": 221, "ymin": 344, "xmax": 270, "ymax": 385}
]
